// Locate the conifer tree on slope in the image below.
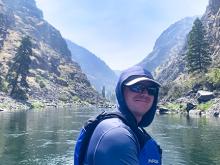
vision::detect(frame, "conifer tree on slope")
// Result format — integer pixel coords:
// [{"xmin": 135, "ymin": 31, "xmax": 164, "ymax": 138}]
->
[
  {"xmin": 7, "ymin": 36, "xmax": 32, "ymax": 100},
  {"xmin": 186, "ymin": 18, "xmax": 212, "ymax": 73}
]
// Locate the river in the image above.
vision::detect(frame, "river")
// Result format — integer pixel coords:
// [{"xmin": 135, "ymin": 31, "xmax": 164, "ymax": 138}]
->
[{"xmin": 0, "ymin": 107, "xmax": 220, "ymax": 165}]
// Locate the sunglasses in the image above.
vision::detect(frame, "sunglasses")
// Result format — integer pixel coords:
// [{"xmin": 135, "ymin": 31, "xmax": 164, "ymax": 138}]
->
[{"xmin": 127, "ymin": 83, "xmax": 158, "ymax": 96}]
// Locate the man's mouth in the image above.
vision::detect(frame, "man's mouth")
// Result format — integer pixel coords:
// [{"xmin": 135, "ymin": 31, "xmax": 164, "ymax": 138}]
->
[{"xmin": 135, "ymin": 99, "xmax": 148, "ymax": 103}]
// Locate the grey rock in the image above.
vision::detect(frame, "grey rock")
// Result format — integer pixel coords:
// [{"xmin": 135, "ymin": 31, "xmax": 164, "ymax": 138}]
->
[{"xmin": 196, "ymin": 90, "xmax": 215, "ymax": 103}]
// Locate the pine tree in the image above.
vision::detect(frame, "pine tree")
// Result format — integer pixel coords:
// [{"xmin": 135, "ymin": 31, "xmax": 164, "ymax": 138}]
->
[
  {"xmin": 7, "ymin": 36, "xmax": 32, "ymax": 100},
  {"xmin": 186, "ymin": 18, "xmax": 212, "ymax": 73},
  {"xmin": 0, "ymin": 63, "xmax": 3, "ymax": 91},
  {"xmin": 101, "ymin": 86, "xmax": 106, "ymax": 98}
]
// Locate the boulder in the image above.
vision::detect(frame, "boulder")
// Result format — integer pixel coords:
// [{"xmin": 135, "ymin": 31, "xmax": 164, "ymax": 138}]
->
[
  {"xmin": 213, "ymin": 111, "xmax": 219, "ymax": 117},
  {"xmin": 196, "ymin": 90, "xmax": 215, "ymax": 103},
  {"xmin": 185, "ymin": 102, "xmax": 196, "ymax": 112},
  {"xmin": 158, "ymin": 107, "xmax": 170, "ymax": 114}
]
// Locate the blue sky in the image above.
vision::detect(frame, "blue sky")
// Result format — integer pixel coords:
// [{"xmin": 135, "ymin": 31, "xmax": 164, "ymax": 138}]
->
[{"xmin": 36, "ymin": 0, "xmax": 209, "ymax": 70}]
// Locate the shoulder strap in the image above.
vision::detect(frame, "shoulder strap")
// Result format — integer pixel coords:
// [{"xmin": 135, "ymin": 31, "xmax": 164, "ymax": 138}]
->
[
  {"xmin": 78, "ymin": 111, "xmax": 155, "ymax": 165},
  {"xmin": 99, "ymin": 112, "xmax": 152, "ymax": 150},
  {"xmin": 78, "ymin": 111, "xmax": 129, "ymax": 165},
  {"xmin": 98, "ymin": 112, "xmax": 152, "ymax": 149}
]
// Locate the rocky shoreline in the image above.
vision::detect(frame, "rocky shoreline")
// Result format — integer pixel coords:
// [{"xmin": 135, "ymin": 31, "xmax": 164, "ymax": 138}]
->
[
  {"xmin": 1, "ymin": 90, "xmax": 219, "ymax": 119},
  {"xmin": 0, "ymin": 94, "xmax": 114, "ymax": 112},
  {"xmin": 158, "ymin": 96, "xmax": 220, "ymax": 118}
]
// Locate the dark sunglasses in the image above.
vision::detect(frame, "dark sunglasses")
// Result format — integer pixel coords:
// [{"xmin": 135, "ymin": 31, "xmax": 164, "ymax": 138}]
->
[{"xmin": 127, "ymin": 83, "xmax": 158, "ymax": 96}]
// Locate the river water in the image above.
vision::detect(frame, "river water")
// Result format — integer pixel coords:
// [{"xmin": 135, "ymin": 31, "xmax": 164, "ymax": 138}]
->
[{"xmin": 0, "ymin": 107, "xmax": 220, "ymax": 165}]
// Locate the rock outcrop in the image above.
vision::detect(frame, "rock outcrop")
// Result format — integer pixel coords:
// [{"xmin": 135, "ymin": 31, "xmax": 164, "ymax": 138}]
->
[
  {"xmin": 154, "ymin": 0, "xmax": 220, "ymax": 84},
  {"xmin": 139, "ymin": 17, "xmax": 195, "ymax": 75},
  {"xmin": 0, "ymin": 0, "xmax": 106, "ymax": 105},
  {"xmin": 202, "ymin": 0, "xmax": 220, "ymax": 67}
]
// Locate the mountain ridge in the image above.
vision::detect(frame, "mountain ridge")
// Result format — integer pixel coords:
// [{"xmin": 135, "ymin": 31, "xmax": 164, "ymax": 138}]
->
[
  {"xmin": 0, "ymin": 0, "xmax": 107, "ymax": 108},
  {"xmin": 66, "ymin": 39, "xmax": 118, "ymax": 93},
  {"xmin": 139, "ymin": 17, "xmax": 196, "ymax": 76},
  {"xmin": 154, "ymin": 0, "xmax": 220, "ymax": 85}
]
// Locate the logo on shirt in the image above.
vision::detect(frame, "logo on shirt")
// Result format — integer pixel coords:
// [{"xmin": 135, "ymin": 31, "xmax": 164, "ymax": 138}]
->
[{"xmin": 148, "ymin": 159, "xmax": 159, "ymax": 164}]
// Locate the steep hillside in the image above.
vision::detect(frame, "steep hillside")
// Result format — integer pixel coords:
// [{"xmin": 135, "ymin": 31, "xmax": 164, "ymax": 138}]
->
[
  {"xmin": 202, "ymin": 0, "xmax": 220, "ymax": 67},
  {"xmin": 0, "ymin": 0, "xmax": 106, "ymax": 106},
  {"xmin": 155, "ymin": 0, "xmax": 219, "ymax": 85},
  {"xmin": 139, "ymin": 17, "xmax": 195, "ymax": 73},
  {"xmin": 66, "ymin": 39, "xmax": 118, "ymax": 93}
]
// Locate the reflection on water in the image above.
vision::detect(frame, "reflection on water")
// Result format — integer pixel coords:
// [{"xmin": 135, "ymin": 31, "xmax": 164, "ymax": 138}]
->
[
  {"xmin": 0, "ymin": 107, "xmax": 100, "ymax": 165},
  {"xmin": 0, "ymin": 108, "xmax": 220, "ymax": 165},
  {"xmin": 149, "ymin": 114, "xmax": 220, "ymax": 165}
]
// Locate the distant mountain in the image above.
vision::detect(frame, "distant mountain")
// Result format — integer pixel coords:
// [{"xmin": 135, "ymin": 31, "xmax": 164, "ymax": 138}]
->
[
  {"xmin": 0, "ymin": 0, "xmax": 105, "ymax": 105},
  {"xmin": 155, "ymin": 0, "xmax": 220, "ymax": 85},
  {"xmin": 66, "ymin": 39, "xmax": 118, "ymax": 93},
  {"xmin": 139, "ymin": 17, "xmax": 196, "ymax": 76}
]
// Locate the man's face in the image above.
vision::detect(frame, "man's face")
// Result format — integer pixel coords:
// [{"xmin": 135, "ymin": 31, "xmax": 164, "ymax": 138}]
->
[{"xmin": 123, "ymin": 82, "xmax": 156, "ymax": 123}]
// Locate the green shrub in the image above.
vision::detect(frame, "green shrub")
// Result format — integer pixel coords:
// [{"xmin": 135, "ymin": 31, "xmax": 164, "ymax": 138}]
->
[
  {"xmin": 39, "ymin": 81, "xmax": 46, "ymax": 88},
  {"xmin": 31, "ymin": 101, "xmax": 45, "ymax": 109},
  {"xmin": 168, "ymin": 83, "xmax": 189, "ymax": 100},
  {"xmin": 159, "ymin": 83, "xmax": 172, "ymax": 98},
  {"xmin": 163, "ymin": 102, "xmax": 185, "ymax": 111},
  {"xmin": 72, "ymin": 96, "xmax": 80, "ymax": 102},
  {"xmin": 36, "ymin": 75, "xmax": 47, "ymax": 88},
  {"xmin": 197, "ymin": 101, "xmax": 214, "ymax": 111},
  {"xmin": 58, "ymin": 93, "xmax": 69, "ymax": 102},
  {"xmin": 0, "ymin": 78, "xmax": 9, "ymax": 92},
  {"xmin": 11, "ymin": 87, "xmax": 28, "ymax": 100},
  {"xmin": 206, "ymin": 68, "xmax": 220, "ymax": 89}
]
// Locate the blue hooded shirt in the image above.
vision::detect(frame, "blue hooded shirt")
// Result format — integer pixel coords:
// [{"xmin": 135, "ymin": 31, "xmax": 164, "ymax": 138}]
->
[{"xmin": 83, "ymin": 65, "xmax": 161, "ymax": 165}]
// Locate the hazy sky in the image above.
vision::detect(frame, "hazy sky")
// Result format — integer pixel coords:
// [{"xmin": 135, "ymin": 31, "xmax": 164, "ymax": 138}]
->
[{"xmin": 35, "ymin": 0, "xmax": 209, "ymax": 70}]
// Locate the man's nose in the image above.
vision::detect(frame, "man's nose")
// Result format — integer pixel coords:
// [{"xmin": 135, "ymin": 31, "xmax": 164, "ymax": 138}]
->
[{"xmin": 140, "ymin": 88, "xmax": 149, "ymax": 94}]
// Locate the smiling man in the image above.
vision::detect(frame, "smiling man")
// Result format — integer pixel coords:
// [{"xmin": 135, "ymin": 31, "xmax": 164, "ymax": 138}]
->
[
  {"xmin": 123, "ymin": 80, "xmax": 158, "ymax": 123},
  {"xmin": 83, "ymin": 65, "xmax": 162, "ymax": 165}
]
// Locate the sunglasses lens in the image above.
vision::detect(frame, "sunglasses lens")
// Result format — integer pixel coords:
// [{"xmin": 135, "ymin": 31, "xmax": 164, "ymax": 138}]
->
[
  {"xmin": 128, "ymin": 84, "xmax": 157, "ymax": 96},
  {"xmin": 129, "ymin": 84, "xmax": 143, "ymax": 93},
  {"xmin": 147, "ymin": 87, "xmax": 157, "ymax": 96}
]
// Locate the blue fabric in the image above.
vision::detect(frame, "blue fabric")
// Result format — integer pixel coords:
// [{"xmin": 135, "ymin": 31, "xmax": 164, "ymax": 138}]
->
[
  {"xmin": 75, "ymin": 65, "xmax": 162, "ymax": 165},
  {"xmin": 84, "ymin": 118, "xmax": 140, "ymax": 165},
  {"xmin": 139, "ymin": 139, "xmax": 162, "ymax": 165},
  {"xmin": 74, "ymin": 128, "xmax": 85, "ymax": 165}
]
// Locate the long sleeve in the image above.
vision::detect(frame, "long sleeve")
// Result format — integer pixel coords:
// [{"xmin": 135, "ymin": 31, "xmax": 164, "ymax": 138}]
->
[{"xmin": 84, "ymin": 118, "xmax": 139, "ymax": 165}]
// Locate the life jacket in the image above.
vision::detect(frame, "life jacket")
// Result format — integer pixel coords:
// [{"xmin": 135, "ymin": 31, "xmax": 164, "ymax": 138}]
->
[
  {"xmin": 138, "ymin": 127, "xmax": 162, "ymax": 165},
  {"xmin": 74, "ymin": 111, "xmax": 162, "ymax": 165}
]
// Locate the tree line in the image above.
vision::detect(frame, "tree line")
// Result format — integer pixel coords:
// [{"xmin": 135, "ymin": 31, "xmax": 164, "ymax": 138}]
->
[
  {"xmin": 186, "ymin": 18, "xmax": 212, "ymax": 73},
  {"xmin": 0, "ymin": 36, "xmax": 32, "ymax": 100}
]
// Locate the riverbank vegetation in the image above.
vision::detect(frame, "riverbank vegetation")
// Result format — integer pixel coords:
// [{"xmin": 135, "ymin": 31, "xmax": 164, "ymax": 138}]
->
[{"xmin": 158, "ymin": 18, "xmax": 220, "ymax": 117}]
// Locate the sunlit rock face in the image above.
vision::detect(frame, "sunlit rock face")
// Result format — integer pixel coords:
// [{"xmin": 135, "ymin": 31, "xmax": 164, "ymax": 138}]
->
[
  {"xmin": 139, "ymin": 17, "xmax": 195, "ymax": 74},
  {"xmin": 0, "ymin": 0, "xmax": 105, "ymax": 105},
  {"xmin": 139, "ymin": 17, "xmax": 195, "ymax": 84},
  {"xmin": 151, "ymin": 0, "xmax": 220, "ymax": 84},
  {"xmin": 202, "ymin": 0, "xmax": 220, "ymax": 67}
]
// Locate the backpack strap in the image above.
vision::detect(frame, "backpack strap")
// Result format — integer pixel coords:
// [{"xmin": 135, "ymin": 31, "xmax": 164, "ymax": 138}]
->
[
  {"xmin": 96, "ymin": 112, "xmax": 153, "ymax": 151},
  {"xmin": 78, "ymin": 111, "xmax": 129, "ymax": 165},
  {"xmin": 77, "ymin": 111, "xmax": 159, "ymax": 165}
]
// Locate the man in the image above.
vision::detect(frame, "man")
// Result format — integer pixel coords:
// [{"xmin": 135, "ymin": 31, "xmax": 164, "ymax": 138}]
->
[{"xmin": 84, "ymin": 65, "xmax": 162, "ymax": 165}]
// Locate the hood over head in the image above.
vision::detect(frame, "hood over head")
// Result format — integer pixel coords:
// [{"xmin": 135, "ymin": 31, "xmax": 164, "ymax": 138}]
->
[{"xmin": 115, "ymin": 65, "xmax": 160, "ymax": 127}]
